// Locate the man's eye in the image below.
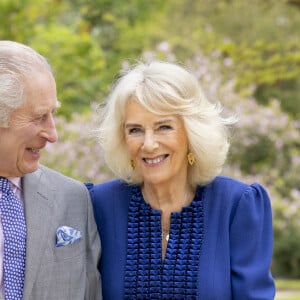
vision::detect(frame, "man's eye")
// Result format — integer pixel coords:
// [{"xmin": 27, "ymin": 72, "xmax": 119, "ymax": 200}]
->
[
  {"xmin": 34, "ymin": 114, "xmax": 47, "ymax": 123},
  {"xmin": 40, "ymin": 115, "xmax": 47, "ymax": 121}
]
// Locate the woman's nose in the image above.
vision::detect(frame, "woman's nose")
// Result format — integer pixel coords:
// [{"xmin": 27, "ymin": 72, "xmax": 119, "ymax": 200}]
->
[{"xmin": 142, "ymin": 131, "xmax": 159, "ymax": 151}]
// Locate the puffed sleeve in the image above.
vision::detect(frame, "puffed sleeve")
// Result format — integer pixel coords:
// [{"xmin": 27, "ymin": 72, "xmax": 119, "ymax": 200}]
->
[{"xmin": 230, "ymin": 183, "xmax": 276, "ymax": 299}]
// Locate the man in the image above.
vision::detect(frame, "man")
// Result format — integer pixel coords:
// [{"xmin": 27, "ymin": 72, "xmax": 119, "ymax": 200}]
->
[{"xmin": 0, "ymin": 40, "xmax": 102, "ymax": 300}]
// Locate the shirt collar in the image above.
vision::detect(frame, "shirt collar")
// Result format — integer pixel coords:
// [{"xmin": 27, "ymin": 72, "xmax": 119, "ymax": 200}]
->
[{"xmin": 7, "ymin": 177, "xmax": 22, "ymax": 191}]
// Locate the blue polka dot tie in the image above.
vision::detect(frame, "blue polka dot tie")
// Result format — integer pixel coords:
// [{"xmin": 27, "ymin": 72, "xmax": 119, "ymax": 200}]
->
[{"xmin": 0, "ymin": 177, "xmax": 26, "ymax": 300}]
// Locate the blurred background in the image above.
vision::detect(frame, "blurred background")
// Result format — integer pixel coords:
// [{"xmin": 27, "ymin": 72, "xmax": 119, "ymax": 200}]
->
[{"xmin": 1, "ymin": 0, "xmax": 299, "ymax": 297}]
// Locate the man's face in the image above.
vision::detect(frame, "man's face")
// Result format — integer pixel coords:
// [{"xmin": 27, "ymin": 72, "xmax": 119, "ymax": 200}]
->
[{"xmin": 0, "ymin": 71, "xmax": 59, "ymax": 177}]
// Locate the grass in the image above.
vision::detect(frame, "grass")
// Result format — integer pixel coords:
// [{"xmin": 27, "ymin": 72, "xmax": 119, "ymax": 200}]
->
[{"xmin": 275, "ymin": 279, "xmax": 300, "ymax": 300}]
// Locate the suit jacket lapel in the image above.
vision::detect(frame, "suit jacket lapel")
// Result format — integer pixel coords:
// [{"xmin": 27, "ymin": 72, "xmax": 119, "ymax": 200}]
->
[{"xmin": 22, "ymin": 167, "xmax": 55, "ymax": 299}]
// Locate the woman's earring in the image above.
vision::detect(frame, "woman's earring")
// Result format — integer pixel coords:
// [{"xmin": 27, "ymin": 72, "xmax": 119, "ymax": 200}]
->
[
  {"xmin": 130, "ymin": 159, "xmax": 135, "ymax": 170},
  {"xmin": 187, "ymin": 153, "xmax": 195, "ymax": 166}
]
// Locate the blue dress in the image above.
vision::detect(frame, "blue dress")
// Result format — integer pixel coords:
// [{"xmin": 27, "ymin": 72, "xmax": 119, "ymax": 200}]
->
[{"xmin": 87, "ymin": 176, "xmax": 275, "ymax": 299}]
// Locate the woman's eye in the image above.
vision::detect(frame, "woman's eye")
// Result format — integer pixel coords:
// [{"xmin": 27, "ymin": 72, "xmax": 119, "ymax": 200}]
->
[
  {"xmin": 128, "ymin": 127, "xmax": 142, "ymax": 134},
  {"xmin": 158, "ymin": 125, "xmax": 172, "ymax": 131}
]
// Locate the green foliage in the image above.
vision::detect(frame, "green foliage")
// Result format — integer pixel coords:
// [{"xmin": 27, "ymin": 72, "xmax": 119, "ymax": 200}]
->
[
  {"xmin": 29, "ymin": 25, "xmax": 105, "ymax": 117},
  {"xmin": 255, "ymin": 78, "xmax": 300, "ymax": 118},
  {"xmin": 156, "ymin": 0, "xmax": 300, "ymax": 117},
  {"xmin": 0, "ymin": 0, "xmax": 28, "ymax": 39},
  {"xmin": 276, "ymin": 279, "xmax": 300, "ymax": 290},
  {"xmin": 0, "ymin": 0, "xmax": 106, "ymax": 117},
  {"xmin": 273, "ymin": 218, "xmax": 300, "ymax": 278},
  {"xmin": 217, "ymin": 40, "xmax": 300, "ymax": 117},
  {"xmin": 1, "ymin": 0, "xmax": 299, "ymax": 117},
  {"xmin": 62, "ymin": 0, "xmax": 168, "ymax": 89}
]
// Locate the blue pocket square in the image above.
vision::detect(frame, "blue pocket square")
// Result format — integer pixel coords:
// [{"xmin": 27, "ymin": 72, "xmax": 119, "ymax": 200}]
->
[{"xmin": 55, "ymin": 226, "xmax": 82, "ymax": 247}]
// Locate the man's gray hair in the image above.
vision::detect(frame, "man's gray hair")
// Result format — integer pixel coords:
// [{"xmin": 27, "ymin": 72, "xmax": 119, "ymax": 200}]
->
[{"xmin": 0, "ymin": 40, "xmax": 53, "ymax": 127}]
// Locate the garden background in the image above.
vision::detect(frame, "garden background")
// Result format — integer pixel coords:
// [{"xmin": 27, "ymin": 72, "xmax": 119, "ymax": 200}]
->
[{"xmin": 1, "ymin": 0, "xmax": 300, "ymax": 297}]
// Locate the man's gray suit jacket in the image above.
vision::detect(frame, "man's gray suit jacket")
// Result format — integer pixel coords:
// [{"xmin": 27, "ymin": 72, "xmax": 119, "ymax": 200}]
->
[{"xmin": 21, "ymin": 165, "xmax": 102, "ymax": 300}]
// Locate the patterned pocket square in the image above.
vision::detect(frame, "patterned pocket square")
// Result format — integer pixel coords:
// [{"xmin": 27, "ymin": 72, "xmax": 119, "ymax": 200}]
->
[{"xmin": 55, "ymin": 226, "xmax": 82, "ymax": 247}]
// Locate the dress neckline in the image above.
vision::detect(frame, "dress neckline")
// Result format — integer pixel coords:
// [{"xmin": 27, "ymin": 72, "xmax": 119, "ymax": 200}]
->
[{"xmin": 123, "ymin": 184, "xmax": 205, "ymax": 299}]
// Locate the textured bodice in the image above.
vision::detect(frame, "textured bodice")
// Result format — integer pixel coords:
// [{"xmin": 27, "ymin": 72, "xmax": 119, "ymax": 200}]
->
[{"xmin": 124, "ymin": 185, "xmax": 204, "ymax": 299}]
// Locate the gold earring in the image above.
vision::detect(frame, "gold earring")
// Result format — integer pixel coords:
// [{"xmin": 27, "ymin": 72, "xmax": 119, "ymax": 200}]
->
[
  {"xmin": 130, "ymin": 159, "xmax": 135, "ymax": 170},
  {"xmin": 187, "ymin": 153, "xmax": 195, "ymax": 166}
]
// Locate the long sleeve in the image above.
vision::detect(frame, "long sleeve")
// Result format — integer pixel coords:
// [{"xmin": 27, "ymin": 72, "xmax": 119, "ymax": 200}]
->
[{"xmin": 230, "ymin": 183, "xmax": 275, "ymax": 300}]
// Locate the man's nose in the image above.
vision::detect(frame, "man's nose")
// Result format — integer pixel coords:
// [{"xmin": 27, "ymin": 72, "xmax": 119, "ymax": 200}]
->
[{"xmin": 39, "ymin": 115, "xmax": 58, "ymax": 143}]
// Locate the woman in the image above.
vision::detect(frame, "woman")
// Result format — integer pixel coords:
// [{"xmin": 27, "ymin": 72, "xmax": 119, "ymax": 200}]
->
[{"xmin": 87, "ymin": 61, "xmax": 275, "ymax": 299}]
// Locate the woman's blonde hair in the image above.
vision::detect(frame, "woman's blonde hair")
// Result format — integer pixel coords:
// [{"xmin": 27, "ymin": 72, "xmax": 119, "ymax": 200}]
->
[{"xmin": 96, "ymin": 60, "xmax": 235, "ymax": 186}]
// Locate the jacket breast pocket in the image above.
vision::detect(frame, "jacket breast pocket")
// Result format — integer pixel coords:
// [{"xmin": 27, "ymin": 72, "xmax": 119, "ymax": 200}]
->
[{"xmin": 52, "ymin": 238, "xmax": 84, "ymax": 261}]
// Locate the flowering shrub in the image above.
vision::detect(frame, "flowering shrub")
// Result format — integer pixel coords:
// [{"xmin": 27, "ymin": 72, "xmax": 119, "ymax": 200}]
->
[
  {"xmin": 41, "ymin": 49, "xmax": 300, "ymax": 278},
  {"xmin": 42, "ymin": 105, "xmax": 114, "ymax": 184}
]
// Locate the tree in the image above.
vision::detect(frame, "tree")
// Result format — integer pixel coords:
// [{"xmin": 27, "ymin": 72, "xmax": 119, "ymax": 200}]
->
[{"xmin": 0, "ymin": 0, "xmax": 106, "ymax": 117}]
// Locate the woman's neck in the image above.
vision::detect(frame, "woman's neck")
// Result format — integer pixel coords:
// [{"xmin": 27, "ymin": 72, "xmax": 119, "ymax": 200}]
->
[{"xmin": 141, "ymin": 181, "xmax": 195, "ymax": 213}]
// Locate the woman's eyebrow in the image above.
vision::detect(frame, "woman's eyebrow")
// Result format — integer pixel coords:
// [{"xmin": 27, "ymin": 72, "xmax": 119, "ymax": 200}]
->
[
  {"xmin": 124, "ymin": 123, "xmax": 142, "ymax": 128},
  {"xmin": 154, "ymin": 118, "xmax": 174, "ymax": 125},
  {"xmin": 124, "ymin": 118, "xmax": 175, "ymax": 128}
]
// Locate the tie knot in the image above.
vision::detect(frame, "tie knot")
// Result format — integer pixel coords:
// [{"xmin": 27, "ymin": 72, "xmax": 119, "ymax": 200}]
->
[{"xmin": 0, "ymin": 177, "xmax": 10, "ymax": 193}]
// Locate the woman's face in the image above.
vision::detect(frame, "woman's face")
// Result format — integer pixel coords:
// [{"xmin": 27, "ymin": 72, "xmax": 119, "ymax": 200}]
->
[{"xmin": 124, "ymin": 100, "xmax": 189, "ymax": 187}]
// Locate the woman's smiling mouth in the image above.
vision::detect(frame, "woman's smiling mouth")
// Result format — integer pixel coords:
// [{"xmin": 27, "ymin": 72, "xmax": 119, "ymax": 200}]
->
[{"xmin": 143, "ymin": 155, "xmax": 169, "ymax": 165}]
